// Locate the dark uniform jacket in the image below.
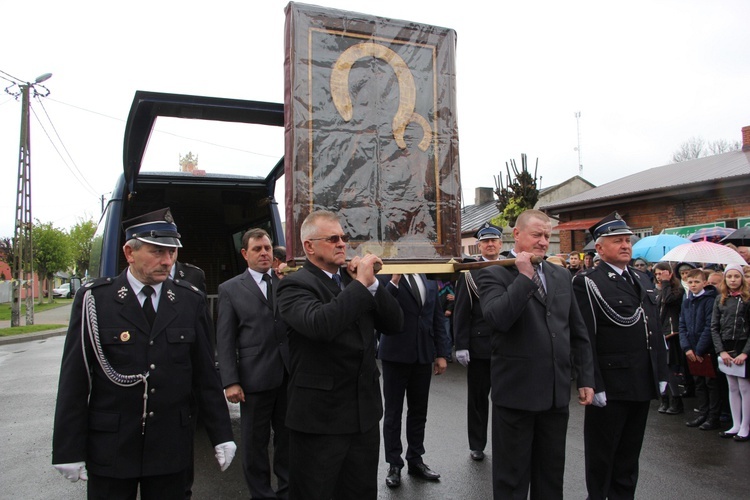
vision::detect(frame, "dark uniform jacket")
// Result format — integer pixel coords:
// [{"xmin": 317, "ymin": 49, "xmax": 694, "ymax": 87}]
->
[
  {"xmin": 573, "ymin": 263, "xmax": 668, "ymax": 401},
  {"xmin": 52, "ymin": 271, "xmax": 233, "ymax": 478},
  {"xmin": 453, "ymin": 269, "xmax": 492, "ymax": 359},
  {"xmin": 216, "ymin": 270, "xmax": 289, "ymax": 393},
  {"xmin": 276, "ymin": 261, "xmax": 403, "ymax": 434},
  {"xmin": 173, "ymin": 261, "xmax": 206, "ymax": 293},
  {"xmin": 478, "ymin": 261, "xmax": 595, "ymax": 411}
]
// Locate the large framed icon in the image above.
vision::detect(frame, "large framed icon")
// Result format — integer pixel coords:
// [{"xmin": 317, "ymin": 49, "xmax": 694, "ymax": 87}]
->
[{"xmin": 284, "ymin": 2, "xmax": 461, "ymax": 265}]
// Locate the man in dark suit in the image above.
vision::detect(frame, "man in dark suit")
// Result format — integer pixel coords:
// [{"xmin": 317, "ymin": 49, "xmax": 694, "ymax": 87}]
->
[
  {"xmin": 453, "ymin": 222, "xmax": 502, "ymax": 462},
  {"xmin": 52, "ymin": 208, "xmax": 235, "ymax": 499},
  {"xmin": 216, "ymin": 228, "xmax": 290, "ymax": 499},
  {"xmin": 276, "ymin": 210, "xmax": 403, "ymax": 500},
  {"xmin": 378, "ymin": 272, "xmax": 452, "ymax": 487},
  {"xmin": 572, "ymin": 212, "xmax": 668, "ymax": 500},
  {"xmin": 476, "ymin": 209, "xmax": 595, "ymax": 500}
]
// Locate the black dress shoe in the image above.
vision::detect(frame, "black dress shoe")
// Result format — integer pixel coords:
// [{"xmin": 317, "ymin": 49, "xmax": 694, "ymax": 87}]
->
[
  {"xmin": 686, "ymin": 415, "xmax": 706, "ymax": 427},
  {"xmin": 408, "ymin": 463, "xmax": 441, "ymax": 480},
  {"xmin": 699, "ymin": 419, "xmax": 719, "ymax": 430},
  {"xmin": 470, "ymin": 450, "xmax": 485, "ymax": 461},
  {"xmin": 719, "ymin": 431, "xmax": 738, "ymax": 438},
  {"xmin": 385, "ymin": 466, "xmax": 401, "ymax": 487},
  {"xmin": 733, "ymin": 434, "xmax": 750, "ymax": 442}
]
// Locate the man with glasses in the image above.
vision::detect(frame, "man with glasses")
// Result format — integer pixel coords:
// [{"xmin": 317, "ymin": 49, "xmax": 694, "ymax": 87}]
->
[{"xmin": 276, "ymin": 210, "xmax": 403, "ymax": 500}]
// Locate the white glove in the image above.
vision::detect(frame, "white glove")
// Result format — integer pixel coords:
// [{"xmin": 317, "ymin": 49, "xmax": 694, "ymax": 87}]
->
[
  {"xmin": 659, "ymin": 381, "xmax": 668, "ymax": 395},
  {"xmin": 592, "ymin": 391, "xmax": 607, "ymax": 407},
  {"xmin": 53, "ymin": 462, "xmax": 88, "ymax": 482},
  {"xmin": 214, "ymin": 441, "xmax": 237, "ymax": 472},
  {"xmin": 455, "ymin": 349, "xmax": 470, "ymax": 367}
]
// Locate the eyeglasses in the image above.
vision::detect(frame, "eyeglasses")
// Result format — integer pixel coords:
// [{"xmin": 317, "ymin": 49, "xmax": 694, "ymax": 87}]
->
[
  {"xmin": 634, "ymin": 263, "xmax": 647, "ymax": 268},
  {"xmin": 308, "ymin": 234, "xmax": 350, "ymax": 244}
]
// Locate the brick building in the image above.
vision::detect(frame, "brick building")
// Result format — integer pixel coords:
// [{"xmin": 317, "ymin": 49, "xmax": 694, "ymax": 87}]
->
[{"xmin": 542, "ymin": 126, "xmax": 750, "ymax": 254}]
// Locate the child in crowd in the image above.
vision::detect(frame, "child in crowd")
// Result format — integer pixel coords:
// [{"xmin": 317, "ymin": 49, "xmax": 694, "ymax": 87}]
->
[
  {"xmin": 654, "ymin": 262, "xmax": 685, "ymax": 414},
  {"xmin": 707, "ymin": 271, "xmax": 724, "ymax": 288},
  {"xmin": 711, "ymin": 264, "xmax": 750, "ymax": 441},
  {"xmin": 679, "ymin": 268, "xmax": 721, "ymax": 430}
]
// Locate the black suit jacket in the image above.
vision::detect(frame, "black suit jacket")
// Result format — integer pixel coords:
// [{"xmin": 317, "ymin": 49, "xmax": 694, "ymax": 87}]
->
[
  {"xmin": 573, "ymin": 263, "xmax": 668, "ymax": 401},
  {"xmin": 216, "ymin": 270, "xmax": 289, "ymax": 393},
  {"xmin": 377, "ymin": 274, "xmax": 452, "ymax": 364},
  {"xmin": 477, "ymin": 261, "xmax": 595, "ymax": 411},
  {"xmin": 453, "ymin": 269, "xmax": 492, "ymax": 359},
  {"xmin": 276, "ymin": 261, "xmax": 403, "ymax": 434},
  {"xmin": 52, "ymin": 272, "xmax": 233, "ymax": 478}
]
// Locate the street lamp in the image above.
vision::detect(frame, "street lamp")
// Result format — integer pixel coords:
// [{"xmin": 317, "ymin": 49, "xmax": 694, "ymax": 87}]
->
[{"xmin": 10, "ymin": 72, "xmax": 52, "ymax": 327}]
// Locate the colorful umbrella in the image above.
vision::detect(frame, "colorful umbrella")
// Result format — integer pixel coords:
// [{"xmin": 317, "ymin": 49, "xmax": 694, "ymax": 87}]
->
[
  {"xmin": 660, "ymin": 241, "xmax": 747, "ymax": 266},
  {"xmin": 688, "ymin": 226, "xmax": 734, "ymax": 243},
  {"xmin": 631, "ymin": 234, "xmax": 691, "ymax": 262}
]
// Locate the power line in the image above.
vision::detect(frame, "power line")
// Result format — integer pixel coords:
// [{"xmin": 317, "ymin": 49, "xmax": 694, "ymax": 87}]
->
[
  {"xmin": 29, "ymin": 104, "xmax": 100, "ymax": 199},
  {"xmin": 0, "ymin": 69, "xmax": 24, "ymax": 83},
  {"xmin": 34, "ymin": 96, "xmax": 100, "ymax": 197}
]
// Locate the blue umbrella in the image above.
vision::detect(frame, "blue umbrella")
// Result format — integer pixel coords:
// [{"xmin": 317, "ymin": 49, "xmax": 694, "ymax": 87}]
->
[{"xmin": 632, "ymin": 234, "xmax": 691, "ymax": 262}]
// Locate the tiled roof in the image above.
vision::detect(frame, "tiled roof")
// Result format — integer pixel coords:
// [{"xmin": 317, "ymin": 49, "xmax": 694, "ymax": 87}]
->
[
  {"xmin": 542, "ymin": 150, "xmax": 750, "ymax": 212},
  {"xmin": 460, "ymin": 201, "xmax": 499, "ymax": 235}
]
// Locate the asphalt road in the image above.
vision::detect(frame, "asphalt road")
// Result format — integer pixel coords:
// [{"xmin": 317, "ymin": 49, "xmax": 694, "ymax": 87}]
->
[{"xmin": 1, "ymin": 333, "xmax": 748, "ymax": 499}]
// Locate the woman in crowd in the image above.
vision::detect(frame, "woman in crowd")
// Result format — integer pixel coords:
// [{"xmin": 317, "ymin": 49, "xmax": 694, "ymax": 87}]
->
[
  {"xmin": 654, "ymin": 261, "xmax": 686, "ymax": 414},
  {"xmin": 711, "ymin": 264, "xmax": 750, "ymax": 441}
]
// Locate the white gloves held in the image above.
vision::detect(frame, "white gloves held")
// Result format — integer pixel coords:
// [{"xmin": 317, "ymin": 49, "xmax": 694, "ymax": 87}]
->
[
  {"xmin": 455, "ymin": 349, "xmax": 470, "ymax": 367},
  {"xmin": 53, "ymin": 462, "xmax": 88, "ymax": 482},
  {"xmin": 593, "ymin": 391, "xmax": 607, "ymax": 407},
  {"xmin": 659, "ymin": 381, "xmax": 668, "ymax": 395},
  {"xmin": 214, "ymin": 441, "xmax": 237, "ymax": 472}
]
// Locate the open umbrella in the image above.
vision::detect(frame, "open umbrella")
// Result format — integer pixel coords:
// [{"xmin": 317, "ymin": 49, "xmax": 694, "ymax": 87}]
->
[
  {"xmin": 688, "ymin": 226, "xmax": 734, "ymax": 243},
  {"xmin": 631, "ymin": 234, "xmax": 691, "ymax": 262},
  {"xmin": 660, "ymin": 241, "xmax": 747, "ymax": 266},
  {"xmin": 720, "ymin": 226, "xmax": 750, "ymax": 247}
]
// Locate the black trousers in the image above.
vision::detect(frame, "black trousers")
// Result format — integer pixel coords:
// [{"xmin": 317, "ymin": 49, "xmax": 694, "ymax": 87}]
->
[
  {"xmin": 584, "ymin": 400, "xmax": 650, "ymax": 500},
  {"xmin": 381, "ymin": 360, "xmax": 433, "ymax": 467},
  {"xmin": 240, "ymin": 379, "xmax": 289, "ymax": 499},
  {"xmin": 88, "ymin": 470, "xmax": 186, "ymax": 500},
  {"xmin": 288, "ymin": 425, "xmax": 379, "ymax": 500},
  {"xmin": 466, "ymin": 358, "xmax": 491, "ymax": 452},
  {"xmin": 491, "ymin": 404, "xmax": 569, "ymax": 500}
]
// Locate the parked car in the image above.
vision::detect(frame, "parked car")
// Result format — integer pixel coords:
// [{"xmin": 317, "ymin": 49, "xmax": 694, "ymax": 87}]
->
[{"xmin": 52, "ymin": 283, "xmax": 71, "ymax": 298}]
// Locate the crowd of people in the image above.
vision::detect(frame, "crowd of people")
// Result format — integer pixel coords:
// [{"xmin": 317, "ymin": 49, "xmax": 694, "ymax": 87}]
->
[{"xmin": 49, "ymin": 206, "xmax": 750, "ymax": 500}]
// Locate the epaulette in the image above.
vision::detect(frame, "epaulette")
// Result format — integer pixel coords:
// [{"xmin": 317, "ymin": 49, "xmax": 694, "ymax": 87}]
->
[
  {"xmin": 182, "ymin": 262, "xmax": 203, "ymax": 271},
  {"xmin": 576, "ymin": 268, "xmax": 594, "ymax": 277},
  {"xmin": 172, "ymin": 278, "xmax": 203, "ymax": 294},
  {"xmin": 82, "ymin": 276, "xmax": 115, "ymax": 289}
]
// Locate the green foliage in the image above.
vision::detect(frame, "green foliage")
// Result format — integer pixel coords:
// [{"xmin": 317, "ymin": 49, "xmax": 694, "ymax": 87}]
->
[
  {"xmin": 494, "ymin": 154, "xmax": 540, "ymax": 227},
  {"xmin": 32, "ymin": 221, "xmax": 73, "ymax": 299},
  {"xmin": 69, "ymin": 218, "xmax": 97, "ymax": 277}
]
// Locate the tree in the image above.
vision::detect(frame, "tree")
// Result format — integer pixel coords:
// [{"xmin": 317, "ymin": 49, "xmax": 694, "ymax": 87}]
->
[
  {"xmin": 0, "ymin": 237, "xmax": 14, "ymax": 279},
  {"xmin": 32, "ymin": 221, "xmax": 72, "ymax": 303},
  {"xmin": 672, "ymin": 136, "xmax": 741, "ymax": 162},
  {"xmin": 492, "ymin": 154, "xmax": 540, "ymax": 227},
  {"xmin": 69, "ymin": 218, "xmax": 97, "ymax": 278}
]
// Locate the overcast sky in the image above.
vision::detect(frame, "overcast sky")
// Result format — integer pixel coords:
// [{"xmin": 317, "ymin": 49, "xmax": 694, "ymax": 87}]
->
[{"xmin": 2, "ymin": 0, "xmax": 749, "ymax": 237}]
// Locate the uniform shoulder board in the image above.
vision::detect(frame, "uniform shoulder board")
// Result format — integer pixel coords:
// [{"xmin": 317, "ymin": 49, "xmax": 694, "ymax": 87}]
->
[
  {"xmin": 173, "ymin": 278, "xmax": 202, "ymax": 294},
  {"xmin": 576, "ymin": 268, "xmax": 594, "ymax": 277},
  {"xmin": 182, "ymin": 262, "xmax": 203, "ymax": 271},
  {"xmin": 83, "ymin": 276, "xmax": 115, "ymax": 289}
]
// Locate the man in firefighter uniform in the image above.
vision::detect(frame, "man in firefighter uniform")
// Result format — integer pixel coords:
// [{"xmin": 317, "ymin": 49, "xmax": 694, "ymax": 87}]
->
[{"xmin": 52, "ymin": 208, "xmax": 235, "ymax": 499}]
